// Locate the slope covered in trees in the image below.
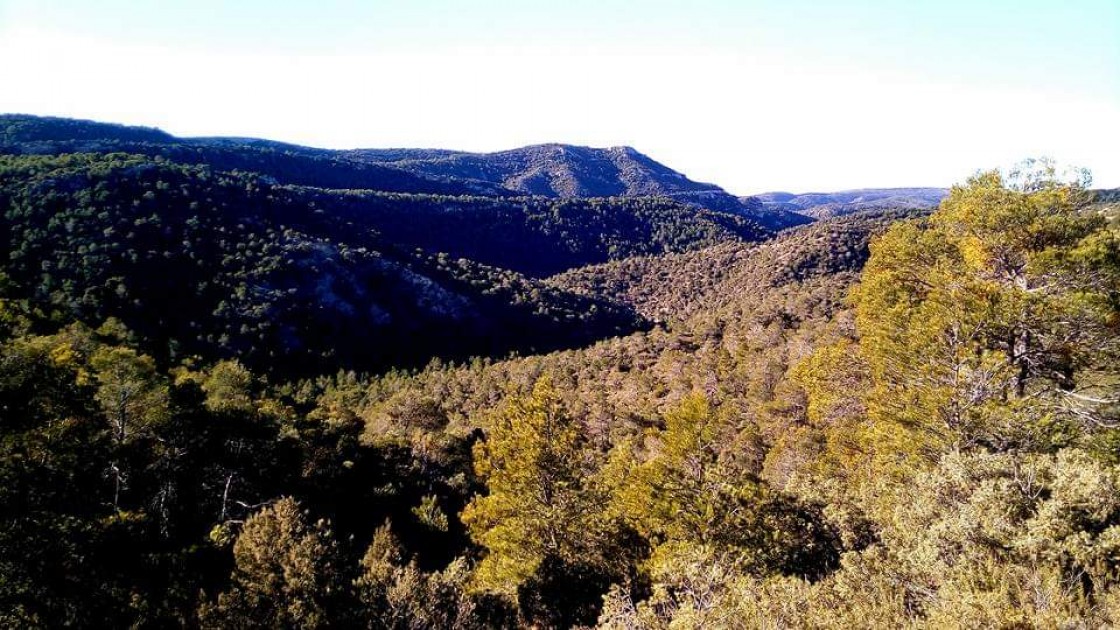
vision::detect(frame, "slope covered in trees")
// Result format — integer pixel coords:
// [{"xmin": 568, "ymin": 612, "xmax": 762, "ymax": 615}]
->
[
  {"xmin": 0, "ymin": 205, "xmax": 867, "ymax": 628},
  {"xmin": 0, "ymin": 153, "xmax": 664, "ymax": 375},
  {"xmin": 0, "ymin": 117, "xmax": 795, "ymax": 378},
  {"xmin": 2, "ymin": 123, "xmax": 1118, "ymax": 630},
  {"xmin": 547, "ymin": 210, "xmax": 915, "ymax": 322},
  {"xmin": 336, "ymin": 167, "xmax": 1120, "ymax": 627},
  {"xmin": 1, "ymin": 115, "xmax": 806, "ymax": 229},
  {"xmin": 0, "ymin": 114, "xmax": 508, "ymax": 196},
  {"xmin": 351, "ymin": 144, "xmax": 721, "ymax": 198},
  {"xmin": 352, "ymin": 143, "xmax": 809, "ymax": 228},
  {"xmin": 311, "ymin": 188, "xmax": 771, "ymax": 277},
  {"xmin": 1, "ymin": 114, "xmax": 176, "ymax": 144},
  {"xmin": 753, "ymin": 187, "xmax": 948, "ymax": 219}
]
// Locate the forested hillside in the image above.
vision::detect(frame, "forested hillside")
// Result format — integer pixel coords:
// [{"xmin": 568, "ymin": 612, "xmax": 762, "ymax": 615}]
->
[
  {"xmin": 1, "ymin": 116, "xmax": 1118, "ymax": 629},
  {"xmin": 0, "ymin": 149, "xmax": 782, "ymax": 375},
  {"xmin": 1, "ymin": 115, "xmax": 804, "ymax": 229},
  {"xmin": 1, "ymin": 115, "xmax": 506, "ymax": 196},
  {"xmin": 349, "ymin": 144, "xmax": 718, "ymax": 198},
  {"xmin": 0, "ymin": 153, "xmax": 675, "ymax": 375},
  {"xmin": 754, "ymin": 187, "xmax": 948, "ymax": 219},
  {"xmin": 352, "ymin": 143, "xmax": 809, "ymax": 228},
  {"xmin": 547, "ymin": 210, "xmax": 913, "ymax": 322}
]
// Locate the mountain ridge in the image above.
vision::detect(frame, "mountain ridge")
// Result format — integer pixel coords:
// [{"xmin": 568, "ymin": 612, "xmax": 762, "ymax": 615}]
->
[
  {"xmin": 0, "ymin": 152, "xmax": 662, "ymax": 375},
  {"xmin": 1, "ymin": 114, "xmax": 806, "ymax": 228},
  {"xmin": 752, "ymin": 187, "xmax": 948, "ymax": 219},
  {"xmin": 353, "ymin": 142, "xmax": 809, "ymax": 228}
]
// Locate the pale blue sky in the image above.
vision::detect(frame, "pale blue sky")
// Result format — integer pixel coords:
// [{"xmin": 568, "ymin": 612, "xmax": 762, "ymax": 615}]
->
[{"xmin": 1, "ymin": 0, "xmax": 1117, "ymax": 192}]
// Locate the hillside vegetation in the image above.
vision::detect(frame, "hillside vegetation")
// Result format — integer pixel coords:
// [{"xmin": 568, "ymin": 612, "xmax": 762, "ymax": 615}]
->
[
  {"xmin": 0, "ymin": 153, "xmax": 666, "ymax": 375},
  {"xmin": 0, "ymin": 150, "xmax": 778, "ymax": 374},
  {"xmin": 1, "ymin": 115, "xmax": 803, "ymax": 229},
  {"xmin": 754, "ymin": 187, "xmax": 948, "ymax": 219},
  {"xmin": 1, "ymin": 117, "xmax": 1118, "ymax": 629},
  {"xmin": 547, "ymin": 210, "xmax": 914, "ymax": 322},
  {"xmin": 353, "ymin": 143, "xmax": 809, "ymax": 228}
]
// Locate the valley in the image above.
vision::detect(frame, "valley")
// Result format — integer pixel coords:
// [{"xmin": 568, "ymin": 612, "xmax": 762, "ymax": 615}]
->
[{"xmin": 1, "ymin": 115, "xmax": 1117, "ymax": 629}]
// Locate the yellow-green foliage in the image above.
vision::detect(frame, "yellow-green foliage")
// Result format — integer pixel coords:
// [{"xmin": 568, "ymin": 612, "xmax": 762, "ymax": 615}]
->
[
  {"xmin": 612, "ymin": 395, "xmax": 739, "ymax": 546},
  {"xmin": 602, "ymin": 166, "xmax": 1120, "ymax": 629},
  {"xmin": 200, "ymin": 498, "xmax": 345, "ymax": 630},
  {"xmin": 6, "ymin": 151, "xmax": 1120, "ymax": 628},
  {"xmin": 461, "ymin": 377, "xmax": 608, "ymax": 596},
  {"xmin": 854, "ymin": 168, "xmax": 1118, "ymax": 459}
]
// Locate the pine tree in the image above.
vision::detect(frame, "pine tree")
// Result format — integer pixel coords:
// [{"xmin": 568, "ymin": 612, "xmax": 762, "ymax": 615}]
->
[
  {"xmin": 853, "ymin": 162, "xmax": 1119, "ymax": 459},
  {"xmin": 461, "ymin": 377, "xmax": 606, "ymax": 597},
  {"xmin": 199, "ymin": 497, "xmax": 349, "ymax": 629}
]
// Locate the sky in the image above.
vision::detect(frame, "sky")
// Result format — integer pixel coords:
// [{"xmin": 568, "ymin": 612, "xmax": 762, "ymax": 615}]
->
[{"xmin": 1, "ymin": 0, "xmax": 1117, "ymax": 193}]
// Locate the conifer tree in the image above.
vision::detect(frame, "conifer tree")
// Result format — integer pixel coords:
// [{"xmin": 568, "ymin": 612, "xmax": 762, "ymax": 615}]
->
[
  {"xmin": 813, "ymin": 162, "xmax": 1120, "ymax": 485},
  {"xmin": 200, "ymin": 497, "xmax": 349, "ymax": 629},
  {"xmin": 461, "ymin": 377, "xmax": 608, "ymax": 598}
]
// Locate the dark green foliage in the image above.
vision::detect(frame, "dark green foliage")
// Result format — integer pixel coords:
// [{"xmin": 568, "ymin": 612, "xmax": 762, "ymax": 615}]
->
[
  {"xmin": 0, "ymin": 322, "xmax": 488, "ymax": 628},
  {"xmin": 0, "ymin": 114, "xmax": 502, "ymax": 196},
  {"xmin": 0, "ymin": 114, "xmax": 805, "ymax": 229},
  {"xmin": 350, "ymin": 143, "xmax": 810, "ymax": 229},
  {"xmin": 549, "ymin": 210, "xmax": 915, "ymax": 322},
  {"xmin": 6, "ymin": 117, "xmax": 1118, "ymax": 628},
  {"xmin": 316, "ymin": 188, "xmax": 770, "ymax": 277},
  {"xmin": 350, "ymin": 144, "xmax": 723, "ymax": 198},
  {"xmin": 1, "ymin": 114, "xmax": 175, "ymax": 144},
  {"xmin": 0, "ymin": 153, "xmax": 661, "ymax": 375}
]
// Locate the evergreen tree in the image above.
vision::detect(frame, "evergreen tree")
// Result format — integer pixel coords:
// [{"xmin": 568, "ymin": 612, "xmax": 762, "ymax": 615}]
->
[
  {"xmin": 200, "ymin": 497, "xmax": 350, "ymax": 629},
  {"xmin": 461, "ymin": 377, "xmax": 605, "ymax": 595},
  {"xmin": 461, "ymin": 377, "xmax": 627, "ymax": 626}
]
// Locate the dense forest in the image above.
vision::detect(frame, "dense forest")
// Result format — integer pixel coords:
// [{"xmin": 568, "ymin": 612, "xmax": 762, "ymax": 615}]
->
[
  {"xmin": 0, "ymin": 115, "xmax": 804, "ymax": 229},
  {"xmin": 0, "ymin": 152, "xmax": 778, "ymax": 375},
  {"xmin": 1, "ymin": 117, "xmax": 1119, "ymax": 629},
  {"xmin": 752, "ymin": 188, "xmax": 949, "ymax": 220}
]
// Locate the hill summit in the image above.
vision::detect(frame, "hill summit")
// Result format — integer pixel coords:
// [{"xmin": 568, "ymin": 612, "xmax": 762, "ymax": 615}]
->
[
  {"xmin": 353, "ymin": 143, "xmax": 808, "ymax": 227},
  {"xmin": 0, "ymin": 114, "xmax": 807, "ymax": 228},
  {"xmin": 351, "ymin": 143, "xmax": 722, "ymax": 198}
]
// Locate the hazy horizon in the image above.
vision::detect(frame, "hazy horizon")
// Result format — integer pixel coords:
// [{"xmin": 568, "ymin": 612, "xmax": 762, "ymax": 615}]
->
[{"xmin": 2, "ymin": 0, "xmax": 1117, "ymax": 193}]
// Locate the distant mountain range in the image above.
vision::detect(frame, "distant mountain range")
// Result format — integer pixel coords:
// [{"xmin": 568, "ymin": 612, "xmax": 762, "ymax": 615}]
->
[
  {"xmin": 0, "ymin": 113, "xmax": 968, "ymax": 373},
  {"xmin": 3, "ymin": 115, "xmax": 958, "ymax": 229},
  {"xmin": 752, "ymin": 188, "xmax": 949, "ymax": 219},
  {"xmin": 0, "ymin": 114, "xmax": 778, "ymax": 373},
  {"xmin": 350, "ymin": 144, "xmax": 716, "ymax": 198},
  {"xmin": 1, "ymin": 115, "xmax": 510, "ymax": 197},
  {"xmin": 1, "ymin": 115, "xmax": 808, "ymax": 228},
  {"xmin": 350, "ymin": 144, "xmax": 808, "ymax": 228}
]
